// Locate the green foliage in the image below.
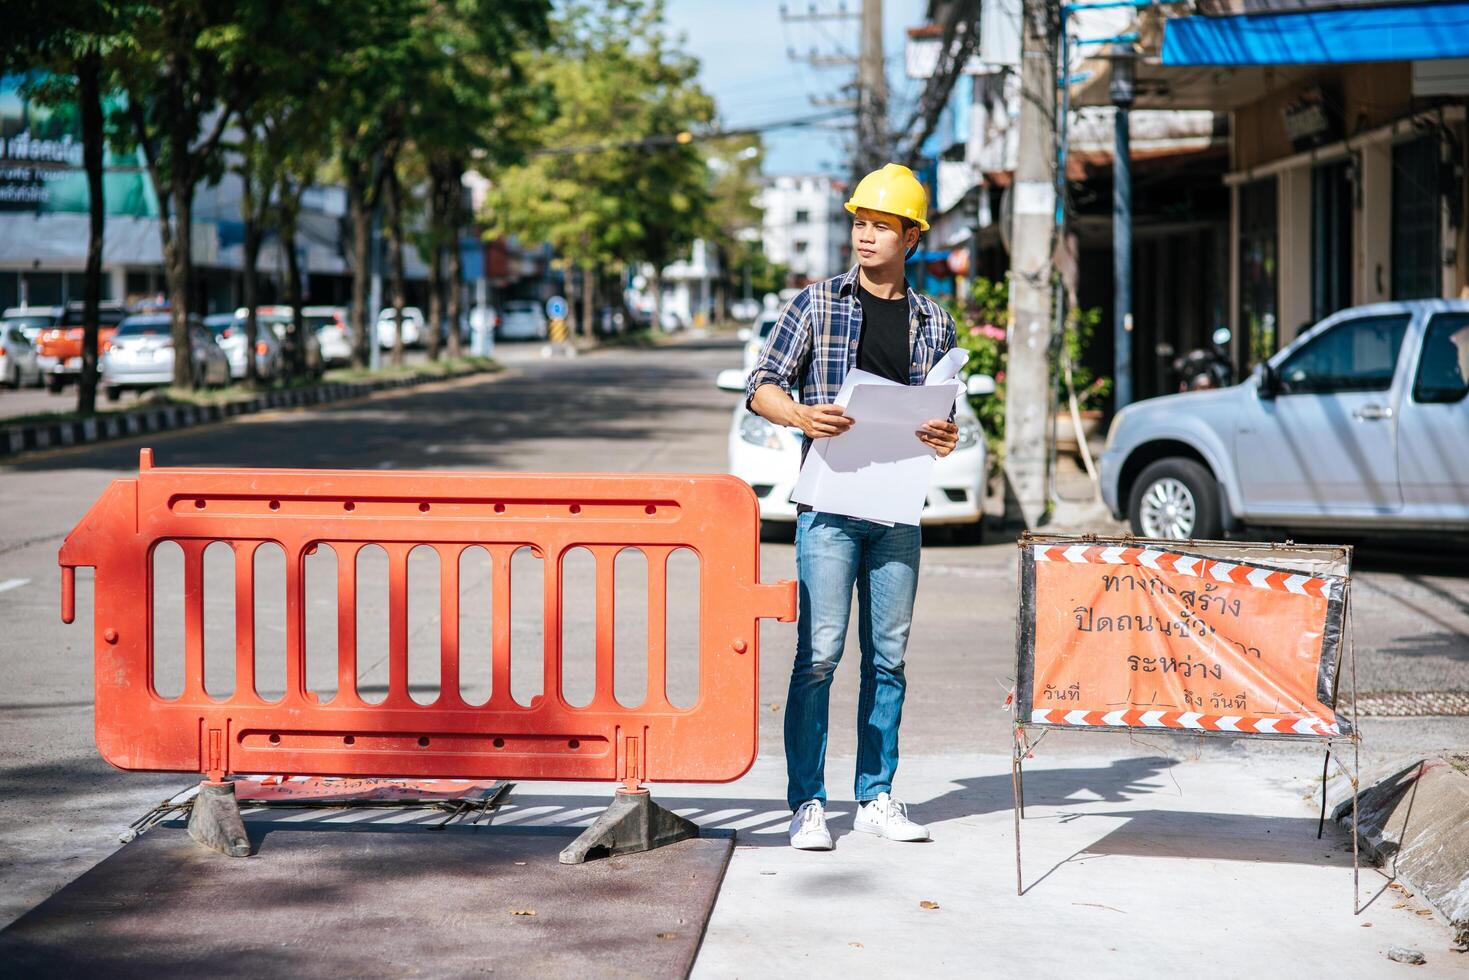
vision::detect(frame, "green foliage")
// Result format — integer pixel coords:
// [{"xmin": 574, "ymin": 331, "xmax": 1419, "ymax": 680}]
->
[
  {"xmin": 1061, "ymin": 303, "xmax": 1112, "ymax": 411},
  {"xmin": 482, "ymin": 0, "xmax": 716, "ymax": 278},
  {"xmin": 947, "ymin": 275, "xmax": 1110, "ymax": 460},
  {"xmin": 948, "ymin": 277, "xmax": 1009, "ymax": 458}
]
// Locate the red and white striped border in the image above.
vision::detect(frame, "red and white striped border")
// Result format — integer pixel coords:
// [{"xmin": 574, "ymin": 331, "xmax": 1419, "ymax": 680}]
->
[
  {"xmin": 1029, "ymin": 707, "xmax": 1340, "ymax": 737},
  {"xmin": 1033, "ymin": 544, "xmax": 1334, "ymax": 599}
]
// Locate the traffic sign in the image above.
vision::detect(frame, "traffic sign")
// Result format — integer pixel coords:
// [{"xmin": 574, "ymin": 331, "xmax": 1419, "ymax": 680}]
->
[{"xmin": 546, "ymin": 296, "xmax": 568, "ymax": 320}]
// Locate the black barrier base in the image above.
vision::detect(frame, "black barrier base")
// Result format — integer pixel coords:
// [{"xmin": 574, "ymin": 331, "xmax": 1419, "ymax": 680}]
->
[
  {"xmin": 187, "ymin": 780, "xmax": 251, "ymax": 857},
  {"xmin": 559, "ymin": 789, "xmax": 699, "ymax": 865}
]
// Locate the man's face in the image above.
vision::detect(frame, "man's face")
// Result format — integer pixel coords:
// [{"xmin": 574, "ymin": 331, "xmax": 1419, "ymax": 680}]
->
[{"xmin": 851, "ymin": 207, "xmax": 918, "ymax": 270}]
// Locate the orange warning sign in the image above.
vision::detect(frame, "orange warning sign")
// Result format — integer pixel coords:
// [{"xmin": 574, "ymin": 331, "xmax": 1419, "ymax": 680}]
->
[{"xmin": 1015, "ymin": 541, "xmax": 1349, "ymax": 738}]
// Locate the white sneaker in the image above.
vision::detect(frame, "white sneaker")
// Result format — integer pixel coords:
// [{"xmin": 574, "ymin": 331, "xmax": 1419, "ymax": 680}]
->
[
  {"xmin": 853, "ymin": 793, "xmax": 930, "ymax": 842},
  {"xmin": 788, "ymin": 799, "xmax": 834, "ymax": 850}
]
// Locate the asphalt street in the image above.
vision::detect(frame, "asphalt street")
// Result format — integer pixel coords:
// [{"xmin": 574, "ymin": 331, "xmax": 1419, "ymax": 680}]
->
[{"xmin": 2, "ymin": 334, "xmax": 1466, "ymax": 942}]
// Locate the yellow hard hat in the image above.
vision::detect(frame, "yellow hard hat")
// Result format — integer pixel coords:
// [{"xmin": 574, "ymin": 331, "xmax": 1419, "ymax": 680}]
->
[{"xmin": 844, "ymin": 163, "xmax": 929, "ymax": 231}]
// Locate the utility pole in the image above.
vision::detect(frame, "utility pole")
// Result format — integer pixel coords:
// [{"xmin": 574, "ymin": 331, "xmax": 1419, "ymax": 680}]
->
[
  {"xmin": 858, "ymin": 0, "xmax": 886, "ymax": 177},
  {"xmin": 1109, "ymin": 43, "xmax": 1137, "ymax": 410},
  {"xmin": 1002, "ymin": 0, "xmax": 1058, "ymax": 528},
  {"xmin": 780, "ymin": 2, "xmax": 881, "ymax": 177}
]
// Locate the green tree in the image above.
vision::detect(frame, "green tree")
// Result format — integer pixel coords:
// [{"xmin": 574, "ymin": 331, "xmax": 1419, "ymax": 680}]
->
[
  {"xmin": 703, "ymin": 136, "xmax": 767, "ymax": 319},
  {"xmin": 112, "ymin": 1, "xmax": 252, "ymax": 387},
  {"xmin": 328, "ymin": 0, "xmax": 418, "ymax": 368},
  {"xmin": 2, "ymin": 1, "xmax": 134, "ymax": 414},
  {"xmin": 227, "ymin": 0, "xmax": 344, "ymax": 383},
  {"xmin": 483, "ymin": 0, "xmax": 714, "ymax": 336},
  {"xmin": 406, "ymin": 0, "xmax": 551, "ymax": 360}
]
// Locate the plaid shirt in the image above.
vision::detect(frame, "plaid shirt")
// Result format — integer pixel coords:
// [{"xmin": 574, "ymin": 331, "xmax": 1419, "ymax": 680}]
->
[{"xmin": 745, "ymin": 266, "xmax": 958, "ymax": 412}]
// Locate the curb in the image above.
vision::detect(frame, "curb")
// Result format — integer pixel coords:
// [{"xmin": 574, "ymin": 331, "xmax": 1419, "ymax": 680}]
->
[
  {"xmin": 1330, "ymin": 755, "xmax": 1469, "ymax": 949},
  {"xmin": 0, "ymin": 367, "xmax": 496, "ymax": 461}
]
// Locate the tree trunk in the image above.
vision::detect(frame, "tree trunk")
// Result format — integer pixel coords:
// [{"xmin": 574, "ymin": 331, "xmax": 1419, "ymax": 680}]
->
[
  {"xmin": 166, "ymin": 187, "xmax": 195, "ymax": 388},
  {"xmin": 76, "ymin": 49, "xmax": 104, "ymax": 417},
  {"xmin": 241, "ymin": 169, "xmax": 262, "ymax": 387},
  {"xmin": 650, "ymin": 266, "xmax": 663, "ymax": 335},
  {"xmin": 385, "ymin": 167, "xmax": 406, "ymax": 368},
  {"xmin": 283, "ymin": 202, "xmax": 307, "ymax": 378},
  {"xmin": 347, "ymin": 168, "xmax": 372, "ymax": 369},
  {"xmin": 445, "ymin": 162, "xmax": 464, "ymax": 360},
  {"xmin": 427, "ymin": 243, "xmax": 444, "ymax": 362},
  {"xmin": 581, "ymin": 263, "xmax": 595, "ymax": 337}
]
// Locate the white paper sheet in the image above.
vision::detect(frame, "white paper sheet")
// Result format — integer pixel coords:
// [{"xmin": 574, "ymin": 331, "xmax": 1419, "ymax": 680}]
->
[{"xmin": 790, "ymin": 353, "xmax": 969, "ymax": 525}]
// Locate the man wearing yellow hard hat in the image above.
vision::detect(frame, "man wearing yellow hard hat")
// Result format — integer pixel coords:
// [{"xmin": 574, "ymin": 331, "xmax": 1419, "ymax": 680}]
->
[{"xmin": 745, "ymin": 163, "xmax": 960, "ymax": 851}]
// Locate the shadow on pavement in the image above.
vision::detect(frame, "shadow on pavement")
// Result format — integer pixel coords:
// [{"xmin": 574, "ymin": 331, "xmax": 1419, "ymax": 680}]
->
[{"xmin": 5, "ymin": 355, "xmax": 713, "ymax": 477}]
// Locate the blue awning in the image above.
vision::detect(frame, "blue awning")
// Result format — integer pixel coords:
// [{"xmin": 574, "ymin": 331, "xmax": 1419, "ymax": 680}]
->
[{"xmin": 1162, "ymin": 2, "xmax": 1469, "ymax": 66}]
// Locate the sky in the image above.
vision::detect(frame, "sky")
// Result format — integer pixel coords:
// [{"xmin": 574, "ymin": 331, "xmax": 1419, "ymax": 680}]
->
[{"xmin": 660, "ymin": 0, "xmax": 927, "ymax": 177}]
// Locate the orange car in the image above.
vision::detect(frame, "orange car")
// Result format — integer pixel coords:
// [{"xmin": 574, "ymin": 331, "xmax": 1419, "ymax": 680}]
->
[{"xmin": 33, "ymin": 301, "xmax": 130, "ymax": 392}]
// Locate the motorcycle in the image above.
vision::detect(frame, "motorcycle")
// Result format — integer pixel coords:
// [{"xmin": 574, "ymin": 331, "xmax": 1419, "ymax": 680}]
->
[{"xmin": 1173, "ymin": 327, "xmax": 1234, "ymax": 391}]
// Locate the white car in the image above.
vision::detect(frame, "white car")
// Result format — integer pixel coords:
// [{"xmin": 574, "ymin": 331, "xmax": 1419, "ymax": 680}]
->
[
  {"xmin": 102, "ymin": 314, "xmax": 230, "ymax": 399},
  {"xmin": 718, "ymin": 370, "xmax": 994, "ymax": 540},
  {"xmin": 305, "ymin": 306, "xmax": 353, "ymax": 365},
  {"xmin": 499, "ymin": 300, "xmax": 548, "ymax": 341},
  {"xmin": 0, "ymin": 321, "xmax": 42, "ymax": 387},
  {"xmin": 254, "ymin": 307, "xmax": 324, "ymax": 376},
  {"xmin": 377, "ymin": 306, "xmax": 424, "ymax": 349},
  {"xmin": 738, "ymin": 311, "xmax": 782, "ymax": 374},
  {"xmin": 205, "ymin": 312, "xmax": 282, "ymax": 381}
]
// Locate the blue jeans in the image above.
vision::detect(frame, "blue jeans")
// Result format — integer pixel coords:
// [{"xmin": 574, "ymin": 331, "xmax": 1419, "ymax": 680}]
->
[{"xmin": 785, "ymin": 511, "xmax": 920, "ymax": 811}]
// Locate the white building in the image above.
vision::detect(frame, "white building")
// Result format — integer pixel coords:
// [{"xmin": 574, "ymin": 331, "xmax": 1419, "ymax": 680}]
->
[{"xmin": 755, "ymin": 175, "xmax": 849, "ymax": 284}]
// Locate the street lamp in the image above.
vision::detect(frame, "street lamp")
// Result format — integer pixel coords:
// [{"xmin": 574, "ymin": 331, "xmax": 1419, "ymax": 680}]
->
[{"xmin": 1107, "ymin": 43, "xmax": 1137, "ymax": 410}]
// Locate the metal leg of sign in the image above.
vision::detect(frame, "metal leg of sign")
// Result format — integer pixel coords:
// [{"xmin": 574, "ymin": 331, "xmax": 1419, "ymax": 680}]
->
[
  {"xmin": 1316, "ymin": 747, "xmax": 1331, "ymax": 839},
  {"xmin": 1349, "ymin": 585, "xmax": 1362, "ymax": 915},
  {"xmin": 1017, "ymin": 746, "xmax": 1027, "ymax": 819},
  {"xmin": 1351, "ymin": 751, "xmax": 1362, "ymax": 915},
  {"xmin": 1011, "ymin": 728, "xmax": 1025, "ymax": 897}
]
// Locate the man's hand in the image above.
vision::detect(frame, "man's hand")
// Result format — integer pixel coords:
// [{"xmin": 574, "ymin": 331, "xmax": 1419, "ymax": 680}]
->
[
  {"xmin": 917, "ymin": 419, "xmax": 959, "ymax": 457},
  {"xmin": 793, "ymin": 402, "xmax": 854, "ymax": 439}
]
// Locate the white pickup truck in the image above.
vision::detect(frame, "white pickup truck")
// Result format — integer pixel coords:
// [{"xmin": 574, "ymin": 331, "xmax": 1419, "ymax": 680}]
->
[{"xmin": 1100, "ymin": 300, "xmax": 1469, "ymax": 539}]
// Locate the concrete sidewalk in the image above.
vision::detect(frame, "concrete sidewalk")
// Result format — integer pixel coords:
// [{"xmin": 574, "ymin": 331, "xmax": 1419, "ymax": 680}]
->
[{"xmin": 499, "ymin": 750, "xmax": 1466, "ymax": 977}]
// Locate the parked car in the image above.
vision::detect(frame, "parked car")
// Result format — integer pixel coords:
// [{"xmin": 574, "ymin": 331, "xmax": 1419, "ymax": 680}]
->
[
  {"xmin": 304, "ymin": 306, "xmax": 353, "ymax": 365},
  {"xmin": 718, "ymin": 369, "xmax": 995, "ymax": 541},
  {"xmin": 253, "ymin": 307, "xmax": 324, "ymax": 376},
  {"xmin": 737, "ymin": 311, "xmax": 782, "ymax": 375},
  {"xmin": 0, "ymin": 321, "xmax": 43, "ymax": 387},
  {"xmin": 101, "ymin": 314, "xmax": 230, "ymax": 400},
  {"xmin": 499, "ymin": 300, "xmax": 548, "ymax": 341},
  {"xmin": 376, "ymin": 306, "xmax": 424, "ymax": 349},
  {"xmin": 1101, "ymin": 300, "xmax": 1469, "ymax": 540},
  {"xmin": 21, "ymin": 301, "xmax": 129, "ymax": 392},
  {"xmin": 1, "ymin": 304, "xmax": 64, "ymax": 345},
  {"xmin": 205, "ymin": 312, "xmax": 282, "ymax": 381}
]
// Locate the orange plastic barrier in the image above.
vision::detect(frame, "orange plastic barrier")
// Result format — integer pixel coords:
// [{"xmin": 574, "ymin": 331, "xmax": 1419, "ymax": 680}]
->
[{"xmin": 60, "ymin": 450, "xmax": 796, "ymax": 790}]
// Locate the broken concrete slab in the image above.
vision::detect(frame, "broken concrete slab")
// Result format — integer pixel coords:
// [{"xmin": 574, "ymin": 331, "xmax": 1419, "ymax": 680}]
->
[{"xmin": 1332, "ymin": 755, "xmax": 1469, "ymax": 950}]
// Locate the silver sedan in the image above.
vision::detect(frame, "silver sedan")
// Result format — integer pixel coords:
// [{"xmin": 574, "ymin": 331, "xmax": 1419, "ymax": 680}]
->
[{"xmin": 102, "ymin": 314, "xmax": 231, "ymax": 400}]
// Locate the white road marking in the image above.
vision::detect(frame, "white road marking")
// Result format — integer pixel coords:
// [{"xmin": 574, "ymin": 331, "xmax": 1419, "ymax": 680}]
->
[{"xmin": 0, "ymin": 578, "xmax": 30, "ymax": 594}]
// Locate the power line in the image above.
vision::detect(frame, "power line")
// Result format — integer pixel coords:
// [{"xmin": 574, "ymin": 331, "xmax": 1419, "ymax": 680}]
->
[{"xmin": 530, "ymin": 110, "xmax": 855, "ymax": 157}]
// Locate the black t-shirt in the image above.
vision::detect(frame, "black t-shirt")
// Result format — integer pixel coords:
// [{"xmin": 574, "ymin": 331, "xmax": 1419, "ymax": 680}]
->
[
  {"xmin": 855, "ymin": 286, "xmax": 911, "ymax": 383},
  {"xmin": 796, "ymin": 286, "xmax": 913, "ymax": 514}
]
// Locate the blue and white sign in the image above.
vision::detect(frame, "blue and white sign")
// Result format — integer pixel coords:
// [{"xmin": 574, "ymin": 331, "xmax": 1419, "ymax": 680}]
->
[{"xmin": 546, "ymin": 296, "xmax": 568, "ymax": 320}]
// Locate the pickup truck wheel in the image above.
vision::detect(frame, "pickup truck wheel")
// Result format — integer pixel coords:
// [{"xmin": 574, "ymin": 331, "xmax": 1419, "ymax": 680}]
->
[{"xmin": 1128, "ymin": 458, "xmax": 1221, "ymax": 541}]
